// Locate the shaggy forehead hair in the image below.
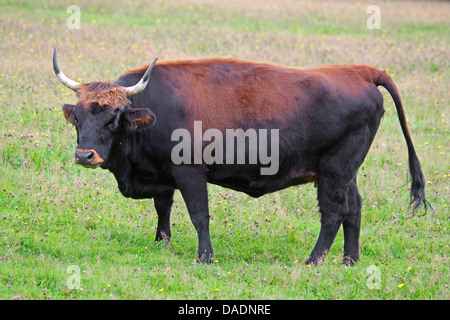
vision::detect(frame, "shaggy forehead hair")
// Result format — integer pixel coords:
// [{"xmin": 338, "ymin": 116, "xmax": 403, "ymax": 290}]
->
[{"xmin": 76, "ymin": 82, "xmax": 130, "ymax": 109}]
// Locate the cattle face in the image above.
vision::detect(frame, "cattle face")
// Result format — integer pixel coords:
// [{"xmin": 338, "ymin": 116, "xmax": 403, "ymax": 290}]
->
[
  {"xmin": 62, "ymin": 89, "xmax": 156, "ymax": 168},
  {"xmin": 54, "ymin": 48, "xmax": 157, "ymax": 168}
]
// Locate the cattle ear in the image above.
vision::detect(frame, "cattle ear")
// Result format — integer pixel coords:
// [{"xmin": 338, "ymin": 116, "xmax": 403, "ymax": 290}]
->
[
  {"xmin": 62, "ymin": 104, "xmax": 75, "ymax": 123},
  {"xmin": 125, "ymin": 108, "xmax": 156, "ymax": 130}
]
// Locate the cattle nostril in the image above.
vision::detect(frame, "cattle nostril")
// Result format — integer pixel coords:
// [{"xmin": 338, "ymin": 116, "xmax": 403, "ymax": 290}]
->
[
  {"xmin": 86, "ymin": 152, "xmax": 94, "ymax": 162},
  {"xmin": 75, "ymin": 150, "xmax": 95, "ymax": 165}
]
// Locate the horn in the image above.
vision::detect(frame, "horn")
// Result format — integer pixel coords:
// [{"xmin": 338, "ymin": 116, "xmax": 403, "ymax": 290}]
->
[
  {"xmin": 124, "ymin": 58, "xmax": 158, "ymax": 96},
  {"xmin": 53, "ymin": 48, "xmax": 81, "ymax": 91}
]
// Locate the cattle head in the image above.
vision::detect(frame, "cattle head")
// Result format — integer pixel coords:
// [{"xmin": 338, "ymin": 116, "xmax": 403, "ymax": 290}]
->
[{"xmin": 53, "ymin": 48, "xmax": 157, "ymax": 168}]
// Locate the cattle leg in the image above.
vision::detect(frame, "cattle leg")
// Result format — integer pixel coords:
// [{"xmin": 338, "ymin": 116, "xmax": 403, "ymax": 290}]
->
[
  {"xmin": 306, "ymin": 175, "xmax": 349, "ymax": 265},
  {"xmin": 183, "ymin": 186, "xmax": 213, "ymax": 263},
  {"xmin": 154, "ymin": 189, "xmax": 175, "ymax": 244},
  {"xmin": 342, "ymin": 177, "xmax": 362, "ymax": 265},
  {"xmin": 173, "ymin": 167, "xmax": 214, "ymax": 263},
  {"xmin": 306, "ymin": 125, "xmax": 375, "ymax": 265}
]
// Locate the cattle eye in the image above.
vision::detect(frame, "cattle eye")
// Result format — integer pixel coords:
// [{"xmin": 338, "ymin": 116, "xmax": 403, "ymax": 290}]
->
[{"xmin": 105, "ymin": 116, "xmax": 118, "ymax": 129}]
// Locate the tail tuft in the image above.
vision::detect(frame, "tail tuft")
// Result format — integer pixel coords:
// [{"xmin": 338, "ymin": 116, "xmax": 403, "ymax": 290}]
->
[{"xmin": 408, "ymin": 148, "xmax": 432, "ymax": 215}]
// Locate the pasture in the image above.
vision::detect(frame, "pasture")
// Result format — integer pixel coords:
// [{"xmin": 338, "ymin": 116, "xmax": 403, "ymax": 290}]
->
[{"xmin": 0, "ymin": 0, "xmax": 448, "ymax": 300}]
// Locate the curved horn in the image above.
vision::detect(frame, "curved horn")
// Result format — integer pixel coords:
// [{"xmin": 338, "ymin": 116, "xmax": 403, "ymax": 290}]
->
[
  {"xmin": 53, "ymin": 48, "xmax": 81, "ymax": 91},
  {"xmin": 124, "ymin": 58, "xmax": 158, "ymax": 96}
]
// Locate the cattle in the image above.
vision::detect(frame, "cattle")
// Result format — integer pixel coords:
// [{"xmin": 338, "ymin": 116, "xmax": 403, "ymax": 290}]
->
[{"xmin": 53, "ymin": 48, "xmax": 429, "ymax": 265}]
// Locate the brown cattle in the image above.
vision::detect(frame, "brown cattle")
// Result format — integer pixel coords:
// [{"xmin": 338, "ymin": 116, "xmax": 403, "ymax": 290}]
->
[{"xmin": 54, "ymin": 49, "xmax": 430, "ymax": 264}]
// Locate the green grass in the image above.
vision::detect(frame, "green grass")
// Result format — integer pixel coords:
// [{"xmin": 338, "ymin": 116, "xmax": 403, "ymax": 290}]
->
[{"xmin": 0, "ymin": 0, "xmax": 448, "ymax": 300}]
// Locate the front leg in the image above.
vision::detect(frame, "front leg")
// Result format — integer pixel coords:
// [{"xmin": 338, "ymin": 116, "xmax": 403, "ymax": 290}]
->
[
  {"xmin": 173, "ymin": 166, "xmax": 213, "ymax": 263},
  {"xmin": 154, "ymin": 189, "xmax": 175, "ymax": 244}
]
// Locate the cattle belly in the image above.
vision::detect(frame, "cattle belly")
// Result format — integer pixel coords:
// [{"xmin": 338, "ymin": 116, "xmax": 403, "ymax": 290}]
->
[{"xmin": 206, "ymin": 165, "xmax": 317, "ymax": 197}]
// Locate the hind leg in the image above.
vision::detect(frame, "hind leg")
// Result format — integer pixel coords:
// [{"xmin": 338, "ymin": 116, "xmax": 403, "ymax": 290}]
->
[
  {"xmin": 306, "ymin": 173, "xmax": 350, "ymax": 265},
  {"xmin": 342, "ymin": 177, "xmax": 362, "ymax": 265},
  {"xmin": 306, "ymin": 125, "xmax": 376, "ymax": 265}
]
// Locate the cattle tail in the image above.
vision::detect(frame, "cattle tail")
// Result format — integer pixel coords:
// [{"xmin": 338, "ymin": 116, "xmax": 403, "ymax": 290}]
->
[{"xmin": 375, "ymin": 71, "xmax": 430, "ymax": 213}]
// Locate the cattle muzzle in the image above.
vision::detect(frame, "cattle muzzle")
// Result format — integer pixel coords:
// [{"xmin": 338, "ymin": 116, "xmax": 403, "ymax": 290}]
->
[{"xmin": 74, "ymin": 148, "xmax": 104, "ymax": 168}]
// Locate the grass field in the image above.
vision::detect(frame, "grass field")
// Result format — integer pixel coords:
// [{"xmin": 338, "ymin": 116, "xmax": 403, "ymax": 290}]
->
[{"xmin": 0, "ymin": 0, "xmax": 448, "ymax": 300}]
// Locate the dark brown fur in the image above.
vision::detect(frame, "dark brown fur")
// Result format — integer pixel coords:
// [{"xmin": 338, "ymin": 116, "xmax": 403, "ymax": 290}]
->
[
  {"xmin": 76, "ymin": 82, "xmax": 130, "ymax": 109},
  {"xmin": 124, "ymin": 59, "xmax": 389, "ymax": 131}
]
